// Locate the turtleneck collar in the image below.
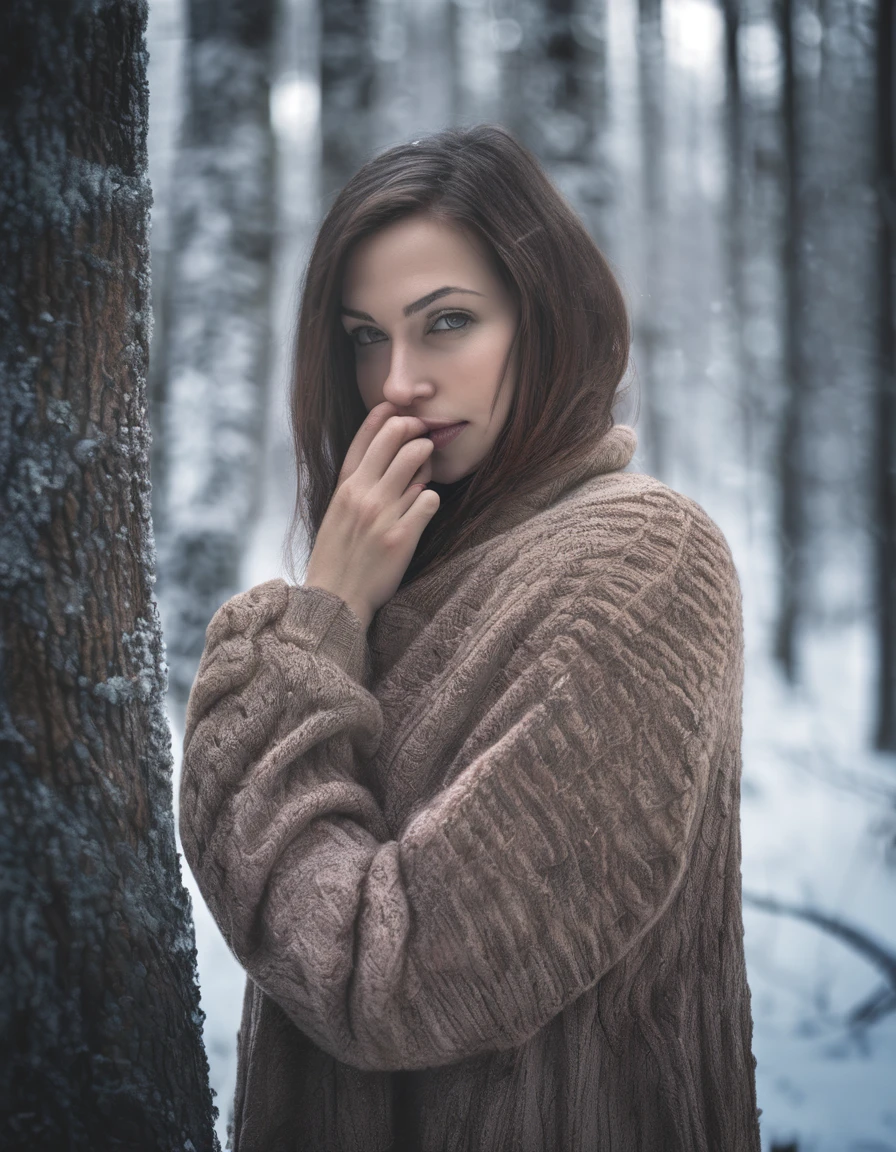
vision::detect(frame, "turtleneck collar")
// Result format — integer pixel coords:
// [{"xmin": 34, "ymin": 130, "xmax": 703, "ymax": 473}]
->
[{"xmin": 425, "ymin": 470, "xmax": 476, "ymax": 507}]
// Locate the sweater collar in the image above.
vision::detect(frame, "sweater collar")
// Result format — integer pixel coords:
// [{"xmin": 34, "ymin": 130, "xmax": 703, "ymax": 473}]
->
[
  {"xmin": 388, "ymin": 424, "xmax": 638, "ymax": 610},
  {"xmin": 505, "ymin": 421, "xmax": 637, "ymax": 519},
  {"xmin": 462, "ymin": 422, "xmax": 638, "ymax": 547}
]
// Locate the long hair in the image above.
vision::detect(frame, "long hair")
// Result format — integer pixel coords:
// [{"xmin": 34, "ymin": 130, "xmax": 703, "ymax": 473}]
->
[{"xmin": 283, "ymin": 124, "xmax": 632, "ymax": 588}]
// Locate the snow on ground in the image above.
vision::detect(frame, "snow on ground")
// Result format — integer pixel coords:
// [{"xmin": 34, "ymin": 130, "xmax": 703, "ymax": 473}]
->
[
  {"xmin": 170, "ymin": 715, "xmax": 244, "ymax": 1146},
  {"xmin": 739, "ymin": 643, "xmax": 896, "ymax": 1151}
]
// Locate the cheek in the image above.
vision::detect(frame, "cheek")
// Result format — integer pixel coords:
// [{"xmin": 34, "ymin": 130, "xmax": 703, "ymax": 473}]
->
[
  {"xmin": 460, "ymin": 325, "xmax": 515, "ymax": 379},
  {"xmin": 355, "ymin": 357, "xmax": 383, "ymax": 401}
]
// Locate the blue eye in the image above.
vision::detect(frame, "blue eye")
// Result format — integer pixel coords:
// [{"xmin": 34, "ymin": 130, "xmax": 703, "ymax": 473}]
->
[
  {"xmin": 348, "ymin": 311, "xmax": 471, "ymax": 347},
  {"xmin": 351, "ymin": 327, "xmax": 386, "ymax": 347},
  {"xmin": 431, "ymin": 312, "xmax": 471, "ymax": 333}
]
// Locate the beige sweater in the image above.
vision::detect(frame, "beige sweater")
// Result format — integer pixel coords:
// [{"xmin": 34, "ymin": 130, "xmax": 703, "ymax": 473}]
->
[{"xmin": 179, "ymin": 424, "xmax": 761, "ymax": 1152}]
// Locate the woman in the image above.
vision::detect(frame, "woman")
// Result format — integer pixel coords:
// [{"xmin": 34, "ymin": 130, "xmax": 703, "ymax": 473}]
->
[{"xmin": 179, "ymin": 125, "xmax": 761, "ymax": 1152}]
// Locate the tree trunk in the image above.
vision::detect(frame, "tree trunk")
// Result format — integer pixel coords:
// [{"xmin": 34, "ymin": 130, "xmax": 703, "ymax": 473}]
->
[
  {"xmin": 573, "ymin": 0, "xmax": 613, "ymax": 252},
  {"xmin": 497, "ymin": 0, "xmax": 613, "ymax": 248},
  {"xmin": 774, "ymin": 0, "xmax": 806, "ymax": 682},
  {"xmin": 449, "ymin": 0, "xmax": 501, "ymax": 128},
  {"xmin": 635, "ymin": 0, "xmax": 669, "ymax": 479},
  {"xmin": 638, "ymin": 0, "xmax": 662, "ymax": 21},
  {"xmin": 721, "ymin": 0, "xmax": 752, "ymax": 467},
  {"xmin": 875, "ymin": 0, "xmax": 896, "ymax": 751},
  {"xmin": 156, "ymin": 0, "xmax": 277, "ymax": 715},
  {"xmin": 0, "ymin": 2, "xmax": 219, "ymax": 1148},
  {"xmin": 540, "ymin": 0, "xmax": 583, "ymax": 161}
]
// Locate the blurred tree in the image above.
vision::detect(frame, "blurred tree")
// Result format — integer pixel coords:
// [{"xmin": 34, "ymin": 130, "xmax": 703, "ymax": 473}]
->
[
  {"xmin": 449, "ymin": 0, "xmax": 502, "ymax": 128},
  {"xmin": 573, "ymin": 0, "xmax": 614, "ymax": 250},
  {"xmin": 321, "ymin": 0, "xmax": 374, "ymax": 204},
  {"xmin": 0, "ymin": 1, "xmax": 218, "ymax": 1147},
  {"xmin": 634, "ymin": 0, "xmax": 669, "ymax": 478},
  {"xmin": 721, "ymin": 0, "xmax": 742, "ymax": 180},
  {"xmin": 367, "ymin": 0, "xmax": 454, "ymax": 159},
  {"xmin": 539, "ymin": 0, "xmax": 587, "ymax": 160},
  {"xmin": 720, "ymin": 0, "xmax": 753, "ymax": 469},
  {"xmin": 727, "ymin": 0, "xmax": 788, "ymax": 546},
  {"xmin": 774, "ymin": 0, "xmax": 807, "ymax": 682},
  {"xmin": 156, "ymin": 0, "xmax": 277, "ymax": 714},
  {"xmin": 500, "ymin": 0, "xmax": 597, "ymax": 160},
  {"xmin": 545, "ymin": 0, "xmax": 613, "ymax": 217},
  {"xmin": 875, "ymin": 0, "xmax": 895, "ymax": 750},
  {"xmin": 496, "ymin": 0, "xmax": 614, "ymax": 253}
]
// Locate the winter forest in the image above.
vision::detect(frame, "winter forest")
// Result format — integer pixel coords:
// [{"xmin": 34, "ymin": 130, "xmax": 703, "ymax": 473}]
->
[{"xmin": 1, "ymin": 0, "xmax": 894, "ymax": 1148}]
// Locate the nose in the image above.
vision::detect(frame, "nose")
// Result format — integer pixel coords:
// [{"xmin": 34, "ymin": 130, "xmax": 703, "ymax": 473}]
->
[{"xmin": 380, "ymin": 338, "xmax": 434, "ymax": 408}]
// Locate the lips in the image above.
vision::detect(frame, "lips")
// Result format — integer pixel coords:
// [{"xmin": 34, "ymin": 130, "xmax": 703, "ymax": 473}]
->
[
  {"xmin": 421, "ymin": 420, "xmax": 467, "ymax": 433},
  {"xmin": 425, "ymin": 421, "xmax": 468, "ymax": 448}
]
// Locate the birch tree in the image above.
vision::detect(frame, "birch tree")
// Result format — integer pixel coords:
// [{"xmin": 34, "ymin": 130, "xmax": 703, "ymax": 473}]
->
[{"xmin": 0, "ymin": 1, "xmax": 218, "ymax": 1146}]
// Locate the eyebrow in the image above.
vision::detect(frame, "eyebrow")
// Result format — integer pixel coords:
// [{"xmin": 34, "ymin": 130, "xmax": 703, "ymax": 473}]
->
[{"xmin": 340, "ymin": 285, "xmax": 484, "ymax": 323}]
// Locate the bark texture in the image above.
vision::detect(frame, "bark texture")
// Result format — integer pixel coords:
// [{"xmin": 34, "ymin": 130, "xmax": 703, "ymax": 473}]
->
[{"xmin": 0, "ymin": 2, "xmax": 218, "ymax": 1147}]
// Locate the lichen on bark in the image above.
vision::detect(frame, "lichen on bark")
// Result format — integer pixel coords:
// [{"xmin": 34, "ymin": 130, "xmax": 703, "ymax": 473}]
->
[{"xmin": 0, "ymin": 2, "xmax": 220, "ymax": 1147}]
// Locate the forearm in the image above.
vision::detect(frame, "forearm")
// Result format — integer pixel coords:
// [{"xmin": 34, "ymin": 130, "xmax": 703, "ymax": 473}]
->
[{"xmin": 179, "ymin": 579, "xmax": 385, "ymax": 941}]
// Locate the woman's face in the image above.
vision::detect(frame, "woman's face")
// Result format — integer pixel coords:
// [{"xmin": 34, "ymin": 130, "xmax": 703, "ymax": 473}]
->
[{"xmin": 340, "ymin": 214, "xmax": 519, "ymax": 483}]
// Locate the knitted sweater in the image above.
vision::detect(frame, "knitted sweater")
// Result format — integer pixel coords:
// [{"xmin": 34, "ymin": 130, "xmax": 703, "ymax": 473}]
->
[{"xmin": 179, "ymin": 424, "xmax": 761, "ymax": 1152}]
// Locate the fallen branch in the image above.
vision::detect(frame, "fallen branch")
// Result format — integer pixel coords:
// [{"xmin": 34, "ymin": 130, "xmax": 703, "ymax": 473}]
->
[
  {"xmin": 846, "ymin": 982, "xmax": 896, "ymax": 1029},
  {"xmin": 742, "ymin": 891, "xmax": 896, "ymax": 1028}
]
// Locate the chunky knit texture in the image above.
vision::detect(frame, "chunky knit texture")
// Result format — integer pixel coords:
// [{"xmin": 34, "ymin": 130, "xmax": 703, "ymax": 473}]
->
[{"xmin": 179, "ymin": 424, "xmax": 761, "ymax": 1152}]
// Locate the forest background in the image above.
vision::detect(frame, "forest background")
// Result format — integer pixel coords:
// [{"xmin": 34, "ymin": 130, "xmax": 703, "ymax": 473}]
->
[
  {"xmin": 0, "ymin": 0, "xmax": 889, "ymax": 1147},
  {"xmin": 147, "ymin": 0, "xmax": 896, "ymax": 1146}
]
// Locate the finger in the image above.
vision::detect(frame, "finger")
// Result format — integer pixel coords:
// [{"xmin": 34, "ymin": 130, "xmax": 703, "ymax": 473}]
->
[
  {"xmin": 354, "ymin": 413, "xmax": 430, "ymax": 490},
  {"xmin": 399, "ymin": 485, "xmax": 441, "ymax": 524},
  {"xmin": 393, "ymin": 447, "xmax": 434, "ymax": 514},
  {"xmin": 398, "ymin": 481, "xmax": 439, "ymax": 523},
  {"xmin": 338, "ymin": 402, "xmax": 400, "ymax": 484},
  {"xmin": 407, "ymin": 449, "xmax": 434, "ymax": 489},
  {"xmin": 377, "ymin": 434, "xmax": 435, "ymax": 502}
]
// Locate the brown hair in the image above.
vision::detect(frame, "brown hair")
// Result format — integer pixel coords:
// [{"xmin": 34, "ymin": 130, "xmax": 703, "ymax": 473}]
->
[{"xmin": 283, "ymin": 124, "xmax": 631, "ymax": 588}]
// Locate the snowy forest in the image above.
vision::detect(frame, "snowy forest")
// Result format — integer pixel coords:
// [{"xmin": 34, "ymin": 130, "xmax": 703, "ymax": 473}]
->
[{"xmin": 1, "ymin": 0, "xmax": 894, "ymax": 1148}]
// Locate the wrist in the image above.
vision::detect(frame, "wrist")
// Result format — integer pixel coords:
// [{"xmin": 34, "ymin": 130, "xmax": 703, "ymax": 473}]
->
[
  {"xmin": 302, "ymin": 581, "xmax": 372, "ymax": 631},
  {"xmin": 343, "ymin": 598, "xmax": 373, "ymax": 631}
]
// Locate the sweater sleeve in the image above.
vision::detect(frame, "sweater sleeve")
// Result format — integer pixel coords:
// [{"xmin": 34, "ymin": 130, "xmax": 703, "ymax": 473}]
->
[{"xmin": 178, "ymin": 514, "xmax": 742, "ymax": 1073}]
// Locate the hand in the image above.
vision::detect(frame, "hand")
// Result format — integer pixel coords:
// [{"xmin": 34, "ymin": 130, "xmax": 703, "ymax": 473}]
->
[{"xmin": 302, "ymin": 402, "xmax": 441, "ymax": 627}]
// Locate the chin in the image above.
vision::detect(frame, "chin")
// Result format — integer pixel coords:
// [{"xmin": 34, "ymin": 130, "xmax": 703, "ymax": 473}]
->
[{"xmin": 445, "ymin": 469, "xmax": 476, "ymax": 487}]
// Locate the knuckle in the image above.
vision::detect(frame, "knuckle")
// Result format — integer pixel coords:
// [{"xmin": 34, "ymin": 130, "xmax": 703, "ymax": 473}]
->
[
  {"xmin": 335, "ymin": 476, "xmax": 358, "ymax": 504},
  {"xmin": 356, "ymin": 492, "xmax": 380, "ymax": 524},
  {"xmin": 382, "ymin": 526, "xmax": 404, "ymax": 552},
  {"xmin": 338, "ymin": 480, "xmax": 376, "ymax": 522}
]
